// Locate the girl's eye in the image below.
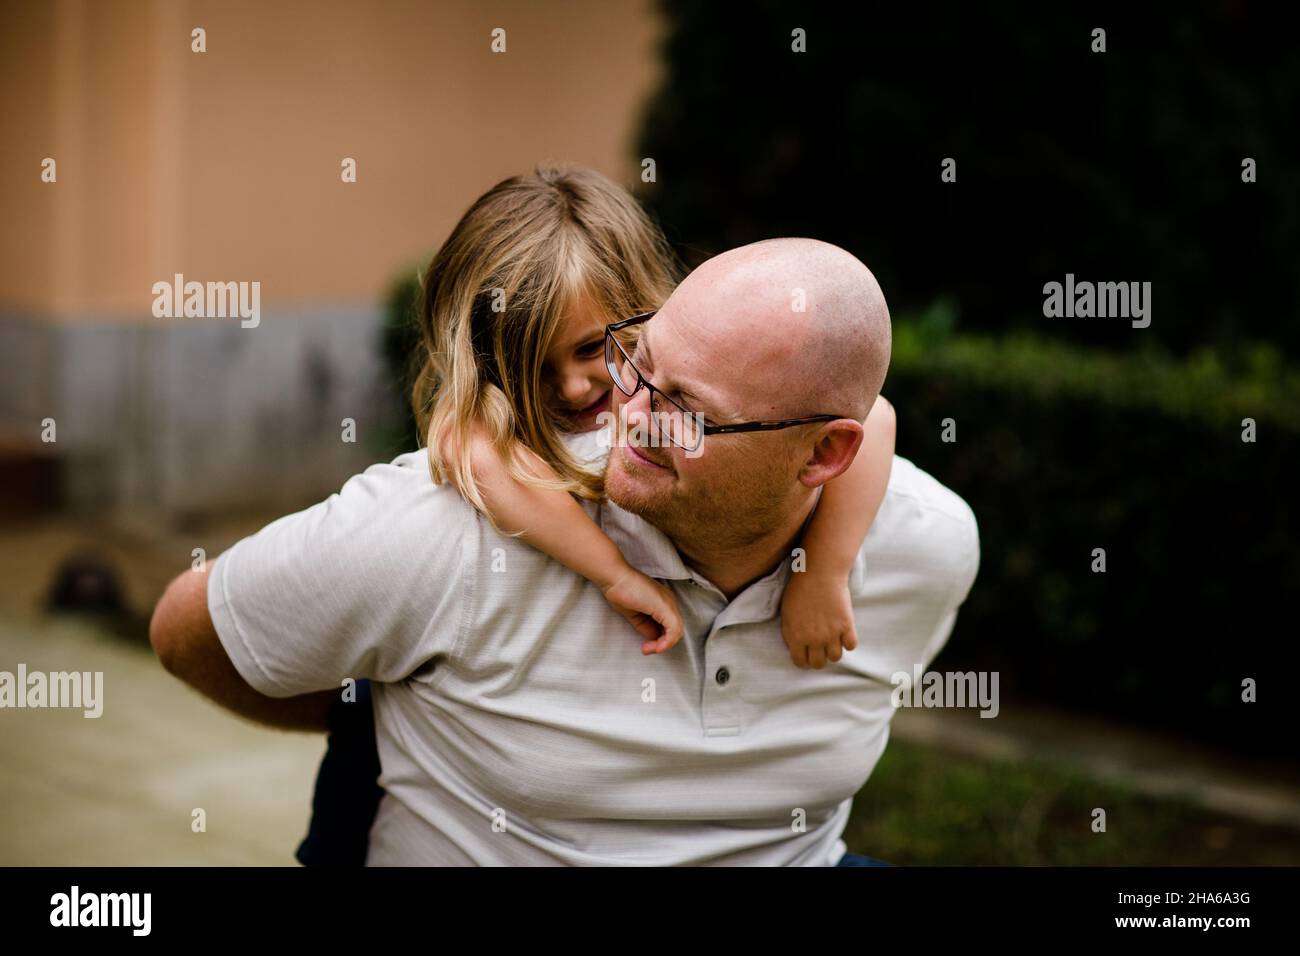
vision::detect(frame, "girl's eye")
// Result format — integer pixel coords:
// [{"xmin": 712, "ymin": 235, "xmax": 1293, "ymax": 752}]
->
[{"xmin": 575, "ymin": 341, "xmax": 603, "ymax": 359}]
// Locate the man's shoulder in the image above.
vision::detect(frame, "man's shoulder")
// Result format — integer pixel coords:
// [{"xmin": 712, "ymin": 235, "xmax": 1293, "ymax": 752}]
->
[
  {"xmin": 864, "ymin": 455, "xmax": 980, "ymax": 587},
  {"xmin": 882, "ymin": 455, "xmax": 977, "ymax": 529},
  {"xmin": 382, "ymin": 447, "xmax": 601, "ymax": 527},
  {"xmin": 362, "ymin": 449, "xmax": 469, "ymax": 510},
  {"xmin": 302, "ymin": 449, "xmax": 482, "ymax": 561},
  {"xmin": 206, "ymin": 448, "xmax": 492, "ymax": 696},
  {"xmin": 374, "ymin": 450, "xmax": 594, "ymax": 575}
]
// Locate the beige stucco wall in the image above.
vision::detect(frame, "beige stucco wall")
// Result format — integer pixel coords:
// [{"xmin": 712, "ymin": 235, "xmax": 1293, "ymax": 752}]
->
[
  {"xmin": 1, "ymin": 0, "xmax": 663, "ymax": 320},
  {"xmin": 0, "ymin": 0, "xmax": 663, "ymax": 515}
]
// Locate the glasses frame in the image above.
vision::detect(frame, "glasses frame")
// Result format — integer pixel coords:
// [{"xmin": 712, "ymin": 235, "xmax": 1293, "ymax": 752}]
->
[{"xmin": 604, "ymin": 310, "xmax": 847, "ymax": 454}]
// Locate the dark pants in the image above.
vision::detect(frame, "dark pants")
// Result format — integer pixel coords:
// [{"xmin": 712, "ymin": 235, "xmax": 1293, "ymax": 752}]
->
[
  {"xmin": 296, "ymin": 679, "xmax": 383, "ymax": 866},
  {"xmin": 835, "ymin": 853, "xmax": 894, "ymax": 866},
  {"xmin": 297, "ymin": 678, "xmax": 894, "ymax": 867}
]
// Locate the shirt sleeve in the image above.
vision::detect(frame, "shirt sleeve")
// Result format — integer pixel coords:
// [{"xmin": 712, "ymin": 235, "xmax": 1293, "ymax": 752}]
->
[
  {"xmin": 845, "ymin": 456, "xmax": 981, "ymax": 681},
  {"xmin": 915, "ymin": 492, "xmax": 980, "ymax": 671},
  {"xmin": 206, "ymin": 452, "xmax": 472, "ymax": 698}
]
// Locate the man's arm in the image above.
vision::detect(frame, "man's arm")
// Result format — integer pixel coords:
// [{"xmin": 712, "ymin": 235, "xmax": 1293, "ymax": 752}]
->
[{"xmin": 149, "ymin": 564, "xmax": 334, "ymax": 732}]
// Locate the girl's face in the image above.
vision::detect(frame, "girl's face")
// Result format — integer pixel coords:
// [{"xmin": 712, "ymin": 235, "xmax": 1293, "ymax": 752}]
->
[{"xmin": 543, "ymin": 299, "xmax": 614, "ymax": 432}]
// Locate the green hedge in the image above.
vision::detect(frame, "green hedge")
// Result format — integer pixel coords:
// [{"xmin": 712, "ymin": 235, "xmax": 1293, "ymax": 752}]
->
[
  {"xmin": 894, "ymin": 299, "xmax": 1300, "ymax": 431},
  {"xmin": 887, "ymin": 304, "xmax": 1298, "ymax": 757},
  {"xmin": 371, "ymin": 271, "xmax": 423, "ymax": 460}
]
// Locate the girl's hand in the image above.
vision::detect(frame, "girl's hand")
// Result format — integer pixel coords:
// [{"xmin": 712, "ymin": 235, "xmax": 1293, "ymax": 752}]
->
[
  {"xmin": 780, "ymin": 571, "xmax": 859, "ymax": 669},
  {"xmin": 600, "ymin": 565, "xmax": 685, "ymax": 655}
]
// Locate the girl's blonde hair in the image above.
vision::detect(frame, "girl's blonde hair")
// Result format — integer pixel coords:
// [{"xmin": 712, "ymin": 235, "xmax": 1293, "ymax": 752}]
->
[{"xmin": 411, "ymin": 165, "xmax": 680, "ymax": 514}]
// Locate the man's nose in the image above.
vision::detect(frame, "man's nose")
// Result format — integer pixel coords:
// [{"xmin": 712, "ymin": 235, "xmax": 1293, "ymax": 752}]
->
[{"xmin": 619, "ymin": 383, "xmax": 656, "ymax": 438}]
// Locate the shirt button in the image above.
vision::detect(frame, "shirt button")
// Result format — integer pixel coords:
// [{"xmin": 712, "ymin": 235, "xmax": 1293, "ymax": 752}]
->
[{"xmin": 715, "ymin": 666, "xmax": 731, "ymax": 686}]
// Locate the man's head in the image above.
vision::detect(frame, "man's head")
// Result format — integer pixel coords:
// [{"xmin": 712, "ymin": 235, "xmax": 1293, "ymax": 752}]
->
[{"xmin": 603, "ymin": 238, "xmax": 891, "ymax": 552}]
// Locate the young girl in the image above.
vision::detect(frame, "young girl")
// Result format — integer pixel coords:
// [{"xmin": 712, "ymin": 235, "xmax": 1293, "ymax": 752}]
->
[{"xmin": 412, "ymin": 165, "xmax": 896, "ymax": 668}]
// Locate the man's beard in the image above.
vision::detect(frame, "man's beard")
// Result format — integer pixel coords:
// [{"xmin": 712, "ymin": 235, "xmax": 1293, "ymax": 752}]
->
[
  {"xmin": 604, "ymin": 447, "xmax": 797, "ymax": 554},
  {"xmin": 602, "ymin": 451, "xmax": 676, "ymax": 529}
]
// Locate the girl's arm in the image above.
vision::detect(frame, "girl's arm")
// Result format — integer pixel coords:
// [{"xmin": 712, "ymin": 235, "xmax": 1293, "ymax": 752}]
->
[
  {"xmin": 451, "ymin": 427, "xmax": 684, "ymax": 655},
  {"xmin": 780, "ymin": 394, "xmax": 896, "ymax": 668}
]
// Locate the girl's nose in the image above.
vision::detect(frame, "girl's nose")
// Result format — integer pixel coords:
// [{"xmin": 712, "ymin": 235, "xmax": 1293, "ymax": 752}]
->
[{"xmin": 560, "ymin": 371, "xmax": 591, "ymax": 405}]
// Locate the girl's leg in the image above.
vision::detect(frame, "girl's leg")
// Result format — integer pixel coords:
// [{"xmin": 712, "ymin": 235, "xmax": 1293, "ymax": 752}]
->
[{"xmin": 295, "ymin": 679, "xmax": 383, "ymax": 866}]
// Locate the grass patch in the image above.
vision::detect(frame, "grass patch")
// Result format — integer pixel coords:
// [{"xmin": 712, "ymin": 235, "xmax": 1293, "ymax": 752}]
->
[{"xmin": 844, "ymin": 739, "xmax": 1300, "ymax": 865}]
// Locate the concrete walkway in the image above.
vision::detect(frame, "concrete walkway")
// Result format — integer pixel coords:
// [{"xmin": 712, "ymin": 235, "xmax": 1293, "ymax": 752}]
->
[{"xmin": 0, "ymin": 609, "xmax": 325, "ymax": 865}]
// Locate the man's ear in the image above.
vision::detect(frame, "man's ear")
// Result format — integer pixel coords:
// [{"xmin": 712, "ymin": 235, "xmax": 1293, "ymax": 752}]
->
[{"xmin": 797, "ymin": 419, "xmax": 864, "ymax": 489}]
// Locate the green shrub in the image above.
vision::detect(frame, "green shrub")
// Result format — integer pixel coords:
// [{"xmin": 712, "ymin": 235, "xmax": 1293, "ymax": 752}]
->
[
  {"xmin": 372, "ymin": 270, "xmax": 423, "ymax": 460},
  {"xmin": 886, "ymin": 309, "xmax": 1298, "ymax": 756}
]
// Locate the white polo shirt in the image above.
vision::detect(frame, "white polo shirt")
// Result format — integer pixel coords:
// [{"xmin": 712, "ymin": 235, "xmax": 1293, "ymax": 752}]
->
[{"xmin": 207, "ymin": 436, "xmax": 979, "ymax": 866}]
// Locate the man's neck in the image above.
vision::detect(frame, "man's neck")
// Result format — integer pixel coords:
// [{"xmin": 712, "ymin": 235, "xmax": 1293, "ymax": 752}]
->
[{"xmin": 672, "ymin": 492, "xmax": 819, "ymax": 601}]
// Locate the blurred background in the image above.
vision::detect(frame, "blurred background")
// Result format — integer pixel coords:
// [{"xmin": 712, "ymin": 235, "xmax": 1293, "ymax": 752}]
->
[{"xmin": 1, "ymin": 0, "xmax": 1297, "ymax": 865}]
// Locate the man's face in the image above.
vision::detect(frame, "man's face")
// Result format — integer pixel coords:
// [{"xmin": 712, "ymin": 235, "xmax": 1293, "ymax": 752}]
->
[{"xmin": 603, "ymin": 304, "xmax": 804, "ymax": 543}]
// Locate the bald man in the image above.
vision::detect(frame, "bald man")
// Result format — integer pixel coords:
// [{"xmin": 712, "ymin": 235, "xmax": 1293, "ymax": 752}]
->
[
  {"xmin": 151, "ymin": 239, "xmax": 980, "ymax": 866},
  {"xmin": 605, "ymin": 238, "xmax": 893, "ymax": 597}
]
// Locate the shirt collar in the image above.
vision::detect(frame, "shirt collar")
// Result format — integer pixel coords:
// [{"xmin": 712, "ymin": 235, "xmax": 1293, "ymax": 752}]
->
[
  {"xmin": 598, "ymin": 499, "xmax": 694, "ymax": 583},
  {"xmin": 598, "ymin": 498, "xmax": 806, "ymax": 629}
]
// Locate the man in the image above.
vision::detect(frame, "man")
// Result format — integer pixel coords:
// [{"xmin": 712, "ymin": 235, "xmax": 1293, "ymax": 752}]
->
[{"xmin": 150, "ymin": 238, "xmax": 980, "ymax": 865}]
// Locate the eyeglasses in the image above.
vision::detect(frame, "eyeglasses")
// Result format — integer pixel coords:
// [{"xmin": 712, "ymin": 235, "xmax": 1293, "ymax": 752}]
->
[{"xmin": 603, "ymin": 311, "xmax": 847, "ymax": 454}]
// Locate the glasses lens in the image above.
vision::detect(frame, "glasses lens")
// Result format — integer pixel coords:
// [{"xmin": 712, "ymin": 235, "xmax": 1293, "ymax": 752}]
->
[
  {"xmin": 606, "ymin": 334, "xmax": 640, "ymax": 396},
  {"xmin": 606, "ymin": 316, "xmax": 704, "ymax": 454},
  {"xmin": 678, "ymin": 410, "xmax": 702, "ymax": 452},
  {"xmin": 649, "ymin": 390, "xmax": 701, "ymax": 453}
]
